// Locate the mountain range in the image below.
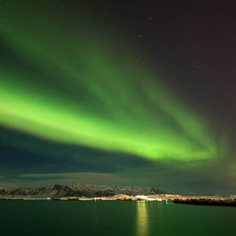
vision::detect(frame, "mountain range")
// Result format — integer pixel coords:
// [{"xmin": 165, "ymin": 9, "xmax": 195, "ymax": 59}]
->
[{"xmin": 0, "ymin": 184, "xmax": 164, "ymax": 199}]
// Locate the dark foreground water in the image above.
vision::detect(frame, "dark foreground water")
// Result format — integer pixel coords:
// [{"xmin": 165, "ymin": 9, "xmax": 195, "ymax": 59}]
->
[{"xmin": 0, "ymin": 201, "xmax": 235, "ymax": 236}]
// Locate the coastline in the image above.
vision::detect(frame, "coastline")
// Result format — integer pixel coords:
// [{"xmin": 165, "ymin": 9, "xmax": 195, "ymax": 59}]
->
[{"xmin": 1, "ymin": 194, "xmax": 236, "ymax": 206}]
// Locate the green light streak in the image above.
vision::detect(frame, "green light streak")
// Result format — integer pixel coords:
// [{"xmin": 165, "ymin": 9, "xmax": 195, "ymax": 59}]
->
[{"xmin": 0, "ymin": 1, "xmax": 218, "ymax": 160}]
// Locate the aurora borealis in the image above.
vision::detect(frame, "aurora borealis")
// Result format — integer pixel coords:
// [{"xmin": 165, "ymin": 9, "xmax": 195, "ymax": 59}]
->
[{"xmin": 0, "ymin": 0, "xmax": 236, "ymax": 193}]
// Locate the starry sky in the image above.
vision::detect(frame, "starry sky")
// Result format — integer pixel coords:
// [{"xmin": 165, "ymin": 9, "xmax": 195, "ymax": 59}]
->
[{"xmin": 0, "ymin": 0, "xmax": 236, "ymax": 194}]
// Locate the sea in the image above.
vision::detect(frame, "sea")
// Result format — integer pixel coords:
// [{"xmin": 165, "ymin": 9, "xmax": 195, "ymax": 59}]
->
[{"xmin": 0, "ymin": 201, "xmax": 235, "ymax": 236}]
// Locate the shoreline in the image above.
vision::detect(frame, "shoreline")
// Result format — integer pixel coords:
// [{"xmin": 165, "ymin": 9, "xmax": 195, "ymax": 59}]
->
[{"xmin": 1, "ymin": 194, "xmax": 236, "ymax": 206}]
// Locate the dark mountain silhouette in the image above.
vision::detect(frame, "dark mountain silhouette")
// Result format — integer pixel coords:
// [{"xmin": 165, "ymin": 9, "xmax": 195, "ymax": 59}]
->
[{"xmin": 0, "ymin": 184, "xmax": 164, "ymax": 199}]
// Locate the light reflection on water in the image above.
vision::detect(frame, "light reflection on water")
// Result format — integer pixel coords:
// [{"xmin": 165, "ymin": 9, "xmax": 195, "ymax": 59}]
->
[
  {"xmin": 0, "ymin": 201, "xmax": 235, "ymax": 236},
  {"xmin": 136, "ymin": 201, "xmax": 149, "ymax": 236}
]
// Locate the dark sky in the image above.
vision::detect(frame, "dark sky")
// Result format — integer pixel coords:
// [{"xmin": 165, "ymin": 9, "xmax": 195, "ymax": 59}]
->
[{"xmin": 0, "ymin": 0, "xmax": 236, "ymax": 194}]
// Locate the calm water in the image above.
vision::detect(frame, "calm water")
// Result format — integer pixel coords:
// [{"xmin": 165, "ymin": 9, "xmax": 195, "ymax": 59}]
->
[{"xmin": 0, "ymin": 201, "xmax": 235, "ymax": 236}]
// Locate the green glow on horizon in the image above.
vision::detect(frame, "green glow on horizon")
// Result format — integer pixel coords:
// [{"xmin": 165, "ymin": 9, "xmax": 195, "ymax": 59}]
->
[{"xmin": 0, "ymin": 1, "xmax": 218, "ymax": 160}]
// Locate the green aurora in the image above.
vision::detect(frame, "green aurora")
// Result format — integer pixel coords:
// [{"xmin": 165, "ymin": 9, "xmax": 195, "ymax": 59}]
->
[{"xmin": 0, "ymin": 1, "xmax": 219, "ymax": 161}]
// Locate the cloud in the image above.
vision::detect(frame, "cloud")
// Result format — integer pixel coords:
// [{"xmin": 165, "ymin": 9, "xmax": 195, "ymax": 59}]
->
[{"xmin": 19, "ymin": 171, "xmax": 141, "ymax": 186}]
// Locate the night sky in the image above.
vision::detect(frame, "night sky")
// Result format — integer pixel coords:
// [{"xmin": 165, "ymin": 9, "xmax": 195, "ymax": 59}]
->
[{"xmin": 0, "ymin": 0, "xmax": 236, "ymax": 194}]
